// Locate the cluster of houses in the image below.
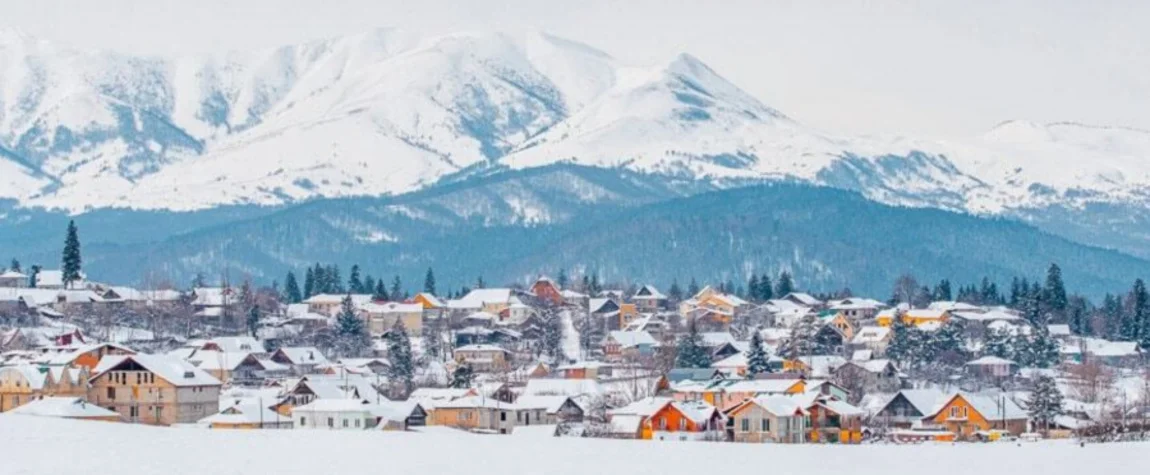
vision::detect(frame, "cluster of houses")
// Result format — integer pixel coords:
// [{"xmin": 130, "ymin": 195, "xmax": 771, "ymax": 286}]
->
[{"xmin": 2, "ymin": 274, "xmax": 1146, "ymax": 444}]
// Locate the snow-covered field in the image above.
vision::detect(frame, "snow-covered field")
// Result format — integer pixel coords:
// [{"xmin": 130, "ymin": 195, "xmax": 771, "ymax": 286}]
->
[{"xmin": 0, "ymin": 414, "xmax": 1138, "ymax": 475}]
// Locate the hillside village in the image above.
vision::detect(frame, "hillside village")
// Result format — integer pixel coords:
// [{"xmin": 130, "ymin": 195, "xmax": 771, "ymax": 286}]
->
[{"xmin": 2, "ymin": 225, "xmax": 1150, "ymax": 445}]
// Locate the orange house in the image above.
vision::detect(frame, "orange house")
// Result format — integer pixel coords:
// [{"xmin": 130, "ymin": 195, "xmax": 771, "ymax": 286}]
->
[
  {"xmin": 611, "ymin": 398, "xmax": 724, "ymax": 441},
  {"xmin": 877, "ymin": 309, "xmax": 951, "ymax": 328},
  {"xmin": 924, "ymin": 392, "xmax": 1028, "ymax": 440},
  {"xmin": 530, "ymin": 277, "xmax": 564, "ymax": 306},
  {"xmin": 412, "ymin": 293, "xmax": 445, "ymax": 310},
  {"xmin": 807, "ymin": 399, "xmax": 864, "ymax": 444}
]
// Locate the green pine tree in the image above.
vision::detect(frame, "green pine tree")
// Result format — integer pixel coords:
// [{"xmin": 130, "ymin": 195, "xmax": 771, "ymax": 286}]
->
[
  {"xmin": 668, "ymin": 279, "xmax": 683, "ymax": 302},
  {"xmin": 450, "ymin": 364, "xmax": 474, "ymax": 389},
  {"xmin": 8, "ymin": 258, "xmax": 20, "ymax": 273},
  {"xmin": 373, "ymin": 279, "xmax": 388, "ymax": 301},
  {"xmin": 335, "ymin": 294, "xmax": 369, "ymax": 357},
  {"xmin": 1026, "ymin": 375, "xmax": 1063, "ymax": 435},
  {"xmin": 303, "ymin": 267, "xmax": 315, "ymax": 298},
  {"xmin": 747, "ymin": 274, "xmax": 761, "ymax": 302},
  {"xmin": 246, "ymin": 304, "xmax": 261, "ymax": 337},
  {"xmin": 675, "ymin": 321, "xmax": 711, "ymax": 368},
  {"xmin": 386, "ymin": 319, "xmax": 415, "ymax": 397},
  {"xmin": 390, "ymin": 275, "xmax": 403, "ymax": 301},
  {"xmin": 687, "ymin": 278, "xmax": 700, "ymax": 297},
  {"xmin": 1131, "ymin": 279, "xmax": 1150, "ymax": 349},
  {"xmin": 1043, "ymin": 263, "xmax": 1068, "ymax": 317},
  {"xmin": 424, "ymin": 267, "xmax": 436, "ymax": 295},
  {"xmin": 745, "ymin": 331, "xmax": 771, "ymax": 376},
  {"xmin": 284, "ymin": 272, "xmax": 302, "ymax": 303},
  {"xmin": 759, "ymin": 274, "xmax": 773, "ymax": 301},
  {"xmin": 348, "ymin": 265, "xmax": 363, "ymax": 294},
  {"xmin": 61, "ymin": 220, "xmax": 82, "ymax": 289},
  {"xmin": 774, "ymin": 271, "xmax": 794, "ymax": 297},
  {"xmin": 557, "ymin": 269, "xmax": 568, "ymax": 289}
]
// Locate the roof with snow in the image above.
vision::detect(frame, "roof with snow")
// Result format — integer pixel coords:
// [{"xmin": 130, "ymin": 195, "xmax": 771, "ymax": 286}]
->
[
  {"xmin": 92, "ymin": 354, "xmax": 221, "ymax": 387},
  {"xmin": 606, "ymin": 330, "xmax": 657, "ymax": 348},
  {"xmin": 632, "ymin": 285, "xmax": 666, "ymax": 300},
  {"xmin": 783, "ymin": 292, "xmax": 822, "ymax": 306},
  {"xmin": 851, "ymin": 326, "xmax": 892, "ymax": 344},
  {"xmin": 450, "ymin": 288, "xmax": 515, "ymax": 308},
  {"xmin": 522, "ymin": 378, "xmax": 605, "ymax": 397},
  {"xmin": 9, "ymin": 397, "xmax": 120, "ymax": 419},
  {"xmin": 274, "ymin": 347, "xmax": 329, "ymax": 365},
  {"xmin": 965, "ymin": 355, "xmax": 1016, "ymax": 366}
]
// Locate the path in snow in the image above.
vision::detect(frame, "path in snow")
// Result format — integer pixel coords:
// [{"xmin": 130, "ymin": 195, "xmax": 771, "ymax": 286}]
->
[{"xmin": 560, "ymin": 308, "xmax": 582, "ymax": 361}]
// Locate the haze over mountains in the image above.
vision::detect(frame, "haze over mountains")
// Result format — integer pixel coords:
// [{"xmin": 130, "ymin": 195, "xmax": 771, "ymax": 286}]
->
[{"xmin": 1, "ymin": 27, "xmax": 1149, "ymax": 293}]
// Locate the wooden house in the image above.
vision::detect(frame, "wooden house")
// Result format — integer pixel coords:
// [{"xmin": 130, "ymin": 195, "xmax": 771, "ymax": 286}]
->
[
  {"xmin": 87, "ymin": 354, "xmax": 222, "ymax": 425},
  {"xmin": 453, "ymin": 344, "xmax": 512, "ymax": 372},
  {"xmin": 530, "ymin": 277, "xmax": 564, "ymax": 306},
  {"xmin": 922, "ymin": 392, "xmax": 1028, "ymax": 439},
  {"xmin": 727, "ymin": 396, "xmax": 808, "ymax": 443},
  {"xmin": 806, "ymin": 398, "xmax": 865, "ymax": 444},
  {"xmin": 0, "ymin": 364, "xmax": 89, "ymax": 412},
  {"xmin": 631, "ymin": 285, "xmax": 666, "ymax": 312}
]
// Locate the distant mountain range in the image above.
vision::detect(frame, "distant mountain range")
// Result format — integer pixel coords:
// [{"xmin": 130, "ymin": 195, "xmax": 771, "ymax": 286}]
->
[{"xmin": 2, "ymin": 28, "xmax": 1149, "ymax": 294}]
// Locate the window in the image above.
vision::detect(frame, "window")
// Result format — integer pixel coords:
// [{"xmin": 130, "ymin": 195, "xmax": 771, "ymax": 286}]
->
[
  {"xmin": 300, "ymin": 417, "xmax": 307, "ymax": 427},
  {"xmin": 355, "ymin": 419, "xmax": 361, "ymax": 428},
  {"xmin": 343, "ymin": 419, "xmax": 349, "ymax": 428},
  {"xmin": 327, "ymin": 417, "xmax": 334, "ymax": 428},
  {"xmin": 950, "ymin": 406, "xmax": 959, "ymax": 418},
  {"xmin": 107, "ymin": 387, "xmax": 116, "ymax": 400},
  {"xmin": 741, "ymin": 418, "xmax": 750, "ymax": 431},
  {"xmin": 762, "ymin": 419, "xmax": 770, "ymax": 432},
  {"xmin": 130, "ymin": 406, "xmax": 139, "ymax": 418},
  {"xmin": 500, "ymin": 411, "xmax": 506, "ymax": 421},
  {"xmin": 678, "ymin": 418, "xmax": 686, "ymax": 431},
  {"xmin": 659, "ymin": 418, "xmax": 667, "ymax": 430}
]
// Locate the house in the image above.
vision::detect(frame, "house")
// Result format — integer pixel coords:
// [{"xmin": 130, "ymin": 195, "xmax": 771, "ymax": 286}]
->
[
  {"xmin": 692, "ymin": 378, "xmax": 807, "ymax": 411},
  {"xmin": 814, "ymin": 314, "xmax": 854, "ymax": 354},
  {"xmin": 0, "ymin": 270, "xmax": 28, "ymax": 288},
  {"xmin": 828, "ymin": 298, "xmax": 885, "ymax": 321},
  {"xmin": 8, "ymin": 396, "xmax": 122, "ymax": 422},
  {"xmin": 0, "ymin": 365, "xmax": 89, "ymax": 412},
  {"xmin": 271, "ymin": 347, "xmax": 330, "ymax": 374},
  {"xmin": 602, "ymin": 330, "xmax": 657, "ymax": 361},
  {"xmin": 711, "ymin": 353, "xmax": 748, "ymax": 377},
  {"xmin": 783, "ymin": 355, "xmax": 846, "ymax": 378},
  {"xmin": 359, "ymin": 301, "xmax": 424, "ymax": 334},
  {"xmin": 302, "ymin": 293, "xmax": 372, "ymax": 317},
  {"xmin": 806, "ymin": 397, "xmax": 865, "ymax": 443},
  {"xmin": 190, "ymin": 287, "xmax": 238, "ymax": 317},
  {"xmin": 850, "ymin": 326, "xmax": 893, "ymax": 356},
  {"xmin": 879, "ymin": 308, "xmax": 951, "ymax": 328},
  {"xmin": 412, "ymin": 292, "xmax": 445, "ymax": 310},
  {"xmin": 727, "ymin": 395, "xmax": 808, "ymax": 443},
  {"xmin": 186, "ymin": 351, "xmax": 287, "ymax": 385},
  {"xmin": 428, "ymin": 396, "xmax": 540, "ymax": 433},
  {"xmin": 872, "ymin": 389, "xmax": 951, "ymax": 428},
  {"xmin": 453, "ymin": 344, "xmax": 511, "ymax": 372},
  {"xmin": 201, "ymin": 336, "xmax": 264, "ymax": 354},
  {"xmin": 631, "ymin": 285, "xmax": 667, "ymax": 312},
  {"xmin": 964, "ymin": 355, "xmax": 1018, "ymax": 380},
  {"xmin": 608, "ymin": 397, "xmax": 725, "ymax": 441},
  {"xmin": 560, "ymin": 289, "xmax": 589, "ymax": 308},
  {"xmin": 201, "ymin": 402, "xmax": 292, "ymax": 429},
  {"xmin": 1060, "ymin": 337, "xmax": 1141, "ymax": 365},
  {"xmin": 781, "ymin": 292, "xmax": 824, "ymax": 308},
  {"xmin": 408, "ymin": 387, "xmax": 477, "ymax": 411},
  {"xmin": 555, "ymin": 361, "xmax": 607, "ymax": 380},
  {"xmin": 666, "ymin": 368, "xmax": 726, "ymax": 384},
  {"xmin": 679, "ymin": 286, "xmax": 749, "ymax": 329},
  {"xmin": 292, "ymin": 399, "xmax": 378, "ymax": 430},
  {"xmin": 512, "ymin": 394, "xmax": 585, "ymax": 424},
  {"xmin": 530, "ymin": 276, "xmax": 564, "ymax": 306},
  {"xmin": 922, "ymin": 392, "xmax": 1028, "ymax": 439},
  {"xmin": 43, "ymin": 343, "xmax": 137, "ymax": 370},
  {"xmin": 833, "ymin": 359, "xmax": 901, "ymax": 393},
  {"xmin": 88, "ymin": 354, "xmax": 222, "ymax": 425},
  {"xmin": 34, "ymin": 270, "xmax": 85, "ymax": 290},
  {"xmin": 448, "ymin": 289, "xmax": 523, "ymax": 320},
  {"xmin": 700, "ymin": 332, "xmax": 742, "ymax": 360}
]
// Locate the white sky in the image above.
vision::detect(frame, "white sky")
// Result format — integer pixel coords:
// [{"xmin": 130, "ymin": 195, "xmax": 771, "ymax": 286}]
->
[{"xmin": 2, "ymin": 0, "xmax": 1148, "ymax": 137}]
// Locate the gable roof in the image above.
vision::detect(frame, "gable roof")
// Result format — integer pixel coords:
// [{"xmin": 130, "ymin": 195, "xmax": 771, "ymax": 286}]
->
[
  {"xmin": 450, "ymin": 289, "xmax": 515, "ymax": 308},
  {"xmin": 92, "ymin": 354, "xmax": 221, "ymax": 387},
  {"xmin": 632, "ymin": 285, "xmax": 666, "ymax": 300},
  {"xmin": 9, "ymin": 397, "xmax": 120, "ymax": 419},
  {"xmin": 522, "ymin": 378, "xmax": 605, "ymax": 397},
  {"xmin": 783, "ymin": 292, "xmax": 822, "ymax": 306},
  {"xmin": 927, "ymin": 392, "xmax": 1027, "ymax": 421},
  {"xmin": 851, "ymin": 326, "xmax": 892, "ymax": 344},
  {"xmin": 606, "ymin": 330, "xmax": 657, "ymax": 348},
  {"xmin": 274, "ymin": 347, "xmax": 329, "ymax": 365}
]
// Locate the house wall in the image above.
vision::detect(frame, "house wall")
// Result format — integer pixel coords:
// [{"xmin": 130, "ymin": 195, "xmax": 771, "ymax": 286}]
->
[
  {"xmin": 294, "ymin": 409, "xmax": 372, "ymax": 430},
  {"xmin": 730, "ymin": 405, "xmax": 805, "ymax": 443},
  {"xmin": 88, "ymin": 371, "xmax": 220, "ymax": 425}
]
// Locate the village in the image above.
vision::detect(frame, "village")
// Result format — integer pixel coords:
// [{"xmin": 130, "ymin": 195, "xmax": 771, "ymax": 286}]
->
[{"xmin": 1, "ymin": 225, "xmax": 1149, "ymax": 445}]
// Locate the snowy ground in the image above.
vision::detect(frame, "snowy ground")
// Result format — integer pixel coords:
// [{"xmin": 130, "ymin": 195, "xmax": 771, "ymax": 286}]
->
[
  {"xmin": 560, "ymin": 308, "xmax": 582, "ymax": 360},
  {"xmin": 1, "ymin": 415, "xmax": 1141, "ymax": 475}
]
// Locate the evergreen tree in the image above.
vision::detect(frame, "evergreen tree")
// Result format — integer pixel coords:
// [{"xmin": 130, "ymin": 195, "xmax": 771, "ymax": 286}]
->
[
  {"xmin": 303, "ymin": 267, "xmax": 315, "ymax": 298},
  {"xmin": 373, "ymin": 279, "xmax": 388, "ymax": 301},
  {"xmin": 423, "ymin": 267, "xmax": 436, "ymax": 295},
  {"xmin": 475, "ymin": 276, "xmax": 486, "ymax": 289},
  {"xmin": 687, "ymin": 278, "xmax": 700, "ymax": 297},
  {"xmin": 1021, "ymin": 325, "xmax": 1060, "ymax": 368},
  {"xmin": 329, "ymin": 265, "xmax": 344, "ymax": 294},
  {"xmin": 929, "ymin": 320, "xmax": 967, "ymax": 361},
  {"xmin": 28, "ymin": 265, "xmax": 41, "ymax": 287},
  {"xmin": 557, "ymin": 269, "xmax": 569, "ymax": 289},
  {"xmin": 1021, "ymin": 283, "xmax": 1044, "ymax": 325},
  {"xmin": 335, "ymin": 294, "xmax": 369, "ymax": 357},
  {"xmin": 780, "ymin": 313, "xmax": 820, "ymax": 360},
  {"xmin": 450, "ymin": 364, "xmax": 474, "ymax": 389},
  {"xmin": 1131, "ymin": 279, "xmax": 1150, "ymax": 349},
  {"xmin": 745, "ymin": 330, "xmax": 771, "ymax": 376},
  {"xmin": 284, "ymin": 272, "xmax": 302, "ymax": 304},
  {"xmin": 589, "ymin": 273, "xmax": 601, "ymax": 296},
  {"xmin": 979, "ymin": 277, "xmax": 996, "ymax": 305},
  {"xmin": 1009, "ymin": 277, "xmax": 1022, "ymax": 307},
  {"xmin": 363, "ymin": 275, "xmax": 376, "ymax": 299},
  {"xmin": 885, "ymin": 317, "xmax": 916, "ymax": 364},
  {"xmin": 774, "ymin": 271, "xmax": 795, "ymax": 297},
  {"xmin": 1043, "ymin": 263, "xmax": 1068, "ymax": 317},
  {"xmin": 540, "ymin": 309, "xmax": 565, "ymax": 360},
  {"xmin": 747, "ymin": 274, "xmax": 761, "ymax": 303},
  {"xmin": 1067, "ymin": 295, "xmax": 1090, "ymax": 335},
  {"xmin": 246, "ymin": 304, "xmax": 261, "ymax": 337},
  {"xmin": 982, "ymin": 327, "xmax": 1016, "ymax": 359},
  {"xmin": 421, "ymin": 321, "xmax": 442, "ymax": 359},
  {"xmin": 1026, "ymin": 375, "xmax": 1064, "ymax": 434},
  {"xmin": 759, "ymin": 274, "xmax": 774, "ymax": 301},
  {"xmin": 386, "ymin": 320, "xmax": 415, "ymax": 397},
  {"xmin": 675, "ymin": 321, "xmax": 711, "ymax": 368},
  {"xmin": 61, "ymin": 220, "xmax": 82, "ymax": 289},
  {"xmin": 1102, "ymin": 293, "xmax": 1124, "ymax": 339},
  {"xmin": 191, "ymin": 272, "xmax": 206, "ymax": 289},
  {"xmin": 8, "ymin": 258, "xmax": 20, "ymax": 273},
  {"xmin": 348, "ymin": 265, "xmax": 364, "ymax": 294},
  {"xmin": 390, "ymin": 275, "xmax": 403, "ymax": 301},
  {"xmin": 668, "ymin": 279, "xmax": 683, "ymax": 302},
  {"xmin": 933, "ymin": 279, "xmax": 953, "ymax": 301}
]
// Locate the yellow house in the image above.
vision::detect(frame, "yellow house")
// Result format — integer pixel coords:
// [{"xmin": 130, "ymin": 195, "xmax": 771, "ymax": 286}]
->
[
  {"xmin": 877, "ymin": 309, "xmax": 951, "ymax": 328},
  {"xmin": 0, "ymin": 365, "xmax": 88, "ymax": 412},
  {"xmin": 413, "ymin": 293, "xmax": 445, "ymax": 310}
]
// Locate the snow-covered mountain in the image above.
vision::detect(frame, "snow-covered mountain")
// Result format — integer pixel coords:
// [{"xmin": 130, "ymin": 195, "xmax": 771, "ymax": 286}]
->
[{"xmin": 2, "ymin": 27, "xmax": 1149, "ymax": 219}]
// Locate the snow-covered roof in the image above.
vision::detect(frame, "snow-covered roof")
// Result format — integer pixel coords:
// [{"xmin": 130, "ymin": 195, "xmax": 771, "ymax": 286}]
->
[
  {"xmin": 930, "ymin": 392, "xmax": 1027, "ymax": 421},
  {"xmin": 435, "ymin": 395, "xmax": 519, "ymax": 410},
  {"xmin": 455, "ymin": 344, "xmax": 510, "ymax": 353},
  {"xmin": 928, "ymin": 301, "xmax": 983, "ymax": 312},
  {"xmin": 887, "ymin": 389, "xmax": 951, "ymax": 416},
  {"xmin": 606, "ymin": 330, "xmax": 657, "ymax": 348},
  {"xmin": 92, "ymin": 354, "xmax": 221, "ymax": 387},
  {"xmin": 514, "ymin": 394, "xmax": 575, "ymax": 413},
  {"xmin": 292, "ymin": 399, "xmax": 376, "ymax": 413},
  {"xmin": 841, "ymin": 359, "xmax": 896, "ymax": 374},
  {"xmin": 200, "ymin": 403, "xmax": 287, "ymax": 426},
  {"xmin": 783, "ymin": 292, "xmax": 822, "ymax": 306},
  {"xmin": 711, "ymin": 352, "xmax": 748, "ymax": 370},
  {"xmin": 952, "ymin": 309, "xmax": 1021, "ymax": 322},
  {"xmin": 632, "ymin": 285, "xmax": 666, "ymax": 300},
  {"xmin": 414, "ymin": 292, "xmax": 445, "ymax": 307},
  {"xmin": 748, "ymin": 395, "xmax": 807, "ymax": 416},
  {"xmin": 904, "ymin": 308, "xmax": 949, "ymax": 319},
  {"xmin": 851, "ymin": 349, "xmax": 873, "ymax": 361},
  {"xmin": 522, "ymin": 378, "xmax": 604, "ymax": 397},
  {"xmin": 274, "ymin": 347, "xmax": 329, "ymax": 365},
  {"xmin": 1046, "ymin": 324, "xmax": 1071, "ymax": 337},
  {"xmin": 828, "ymin": 298, "xmax": 885, "ymax": 311},
  {"xmin": 609, "ymin": 397, "xmax": 673, "ymax": 417},
  {"xmin": 0, "ymin": 365, "xmax": 50, "ymax": 390},
  {"xmin": 851, "ymin": 326, "xmax": 891, "ymax": 344},
  {"xmin": 203, "ymin": 336, "xmax": 263, "ymax": 353},
  {"xmin": 301, "ymin": 293, "xmax": 373, "ymax": 306},
  {"xmin": 814, "ymin": 398, "xmax": 865, "ymax": 416},
  {"xmin": 9, "ymin": 397, "xmax": 120, "ymax": 419},
  {"xmin": 699, "ymin": 332, "xmax": 737, "ymax": 347},
  {"xmin": 0, "ymin": 270, "xmax": 28, "ymax": 279},
  {"xmin": 0, "ymin": 288, "xmax": 104, "ymax": 306},
  {"xmin": 450, "ymin": 289, "xmax": 514, "ymax": 308},
  {"xmin": 361, "ymin": 301, "xmax": 424, "ymax": 313}
]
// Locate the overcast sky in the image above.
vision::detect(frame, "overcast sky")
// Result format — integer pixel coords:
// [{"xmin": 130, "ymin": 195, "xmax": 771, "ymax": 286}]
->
[{"xmin": 3, "ymin": 0, "xmax": 1148, "ymax": 137}]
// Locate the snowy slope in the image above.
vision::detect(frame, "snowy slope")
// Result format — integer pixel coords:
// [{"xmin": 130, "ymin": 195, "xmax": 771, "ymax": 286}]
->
[
  {"xmin": 0, "ymin": 414, "xmax": 1142, "ymax": 475},
  {"xmin": 2, "ymin": 27, "xmax": 1149, "ymax": 217}
]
